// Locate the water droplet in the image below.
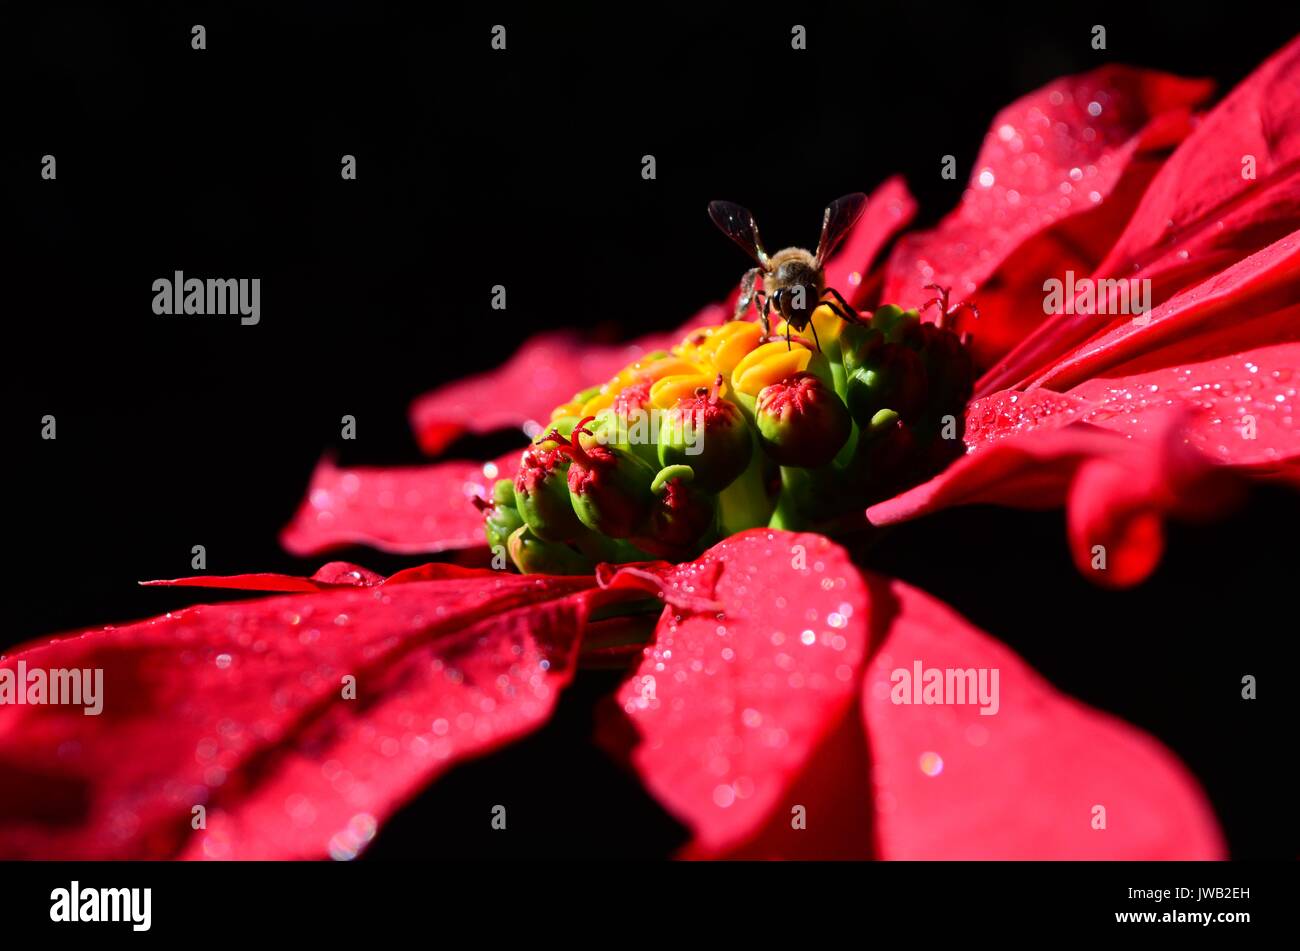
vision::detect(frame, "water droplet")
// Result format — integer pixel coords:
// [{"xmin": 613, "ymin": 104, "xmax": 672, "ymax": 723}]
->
[{"xmin": 919, "ymin": 751, "xmax": 944, "ymax": 777}]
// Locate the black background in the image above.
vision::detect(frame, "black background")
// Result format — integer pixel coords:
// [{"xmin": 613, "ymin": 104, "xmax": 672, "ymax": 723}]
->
[{"xmin": 2, "ymin": 3, "xmax": 1296, "ymax": 858}]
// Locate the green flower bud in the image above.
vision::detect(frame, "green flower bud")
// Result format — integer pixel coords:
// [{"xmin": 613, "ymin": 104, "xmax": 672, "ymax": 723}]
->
[
  {"xmin": 513, "ymin": 444, "xmax": 585, "ymax": 542},
  {"xmin": 546, "ymin": 415, "xmax": 582, "ymax": 441},
  {"xmin": 570, "ymin": 385, "xmax": 602, "ymax": 406},
  {"xmin": 632, "ymin": 466, "xmax": 716, "ymax": 557},
  {"xmin": 492, "ymin": 478, "xmax": 516, "ymax": 507},
  {"xmin": 842, "ymin": 408, "xmax": 915, "ymax": 501},
  {"xmin": 837, "ymin": 322, "xmax": 881, "ymax": 379},
  {"xmin": 507, "ymin": 524, "xmax": 593, "ymax": 575},
  {"xmin": 658, "ymin": 387, "xmax": 753, "ymax": 492},
  {"xmin": 755, "ymin": 372, "xmax": 851, "ymax": 468},
  {"xmin": 585, "ymin": 380, "xmax": 660, "ymax": 467},
  {"xmin": 573, "ymin": 530, "xmax": 654, "ymax": 565},
  {"xmin": 870, "ymin": 303, "xmax": 916, "ymax": 341},
  {"xmin": 915, "ymin": 322, "xmax": 976, "ymax": 427},
  {"xmin": 845, "ymin": 341, "xmax": 928, "ymax": 426},
  {"xmin": 479, "ymin": 494, "xmax": 524, "ymax": 552},
  {"xmin": 542, "ymin": 418, "xmax": 657, "ymax": 539}
]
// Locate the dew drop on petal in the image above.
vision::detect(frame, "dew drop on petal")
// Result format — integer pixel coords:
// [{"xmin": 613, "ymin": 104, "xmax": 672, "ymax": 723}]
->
[{"xmin": 919, "ymin": 751, "xmax": 944, "ymax": 777}]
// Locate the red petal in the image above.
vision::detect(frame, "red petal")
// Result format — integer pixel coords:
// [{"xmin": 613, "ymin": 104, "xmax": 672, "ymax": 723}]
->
[
  {"xmin": 868, "ymin": 406, "xmax": 1175, "ymax": 585},
  {"xmin": 1095, "ymin": 37, "xmax": 1300, "ymax": 290},
  {"xmin": 1068, "ymin": 341, "xmax": 1300, "ymax": 474},
  {"xmin": 409, "ymin": 308, "xmax": 724, "ymax": 455},
  {"xmin": 863, "ymin": 578, "xmax": 1224, "ymax": 858},
  {"xmin": 0, "ymin": 569, "xmax": 595, "ymax": 859},
  {"xmin": 868, "ymin": 423, "xmax": 1127, "ymax": 525},
  {"xmin": 873, "ymin": 335, "xmax": 1296, "ymax": 586},
  {"xmin": 1066, "ymin": 457, "xmax": 1166, "ymax": 587},
  {"xmin": 603, "ymin": 530, "xmax": 871, "ymax": 857},
  {"xmin": 142, "ymin": 561, "xmax": 387, "ymax": 593},
  {"xmin": 280, "ymin": 450, "xmax": 520, "ymax": 557},
  {"xmin": 979, "ymin": 38, "xmax": 1300, "ymax": 395},
  {"xmin": 873, "ymin": 282, "xmax": 1300, "ymax": 556},
  {"xmin": 140, "ymin": 562, "xmax": 494, "ymax": 593},
  {"xmin": 881, "ymin": 66, "xmax": 1212, "ymax": 366},
  {"xmin": 678, "ymin": 690, "xmax": 877, "ymax": 860},
  {"xmin": 1029, "ymin": 230, "xmax": 1300, "ymax": 392}
]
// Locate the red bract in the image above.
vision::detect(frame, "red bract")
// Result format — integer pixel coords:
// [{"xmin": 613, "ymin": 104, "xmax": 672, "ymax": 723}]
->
[
  {"xmin": 982, "ymin": 38, "xmax": 1300, "ymax": 394},
  {"xmin": 870, "ymin": 236, "xmax": 1300, "ymax": 583},
  {"xmin": 603, "ymin": 533, "xmax": 872, "ymax": 856},
  {"xmin": 7, "ymin": 40, "xmax": 1299, "ymax": 861},
  {"xmin": 880, "ymin": 66, "xmax": 1215, "ymax": 366},
  {"xmin": 281, "ymin": 450, "xmax": 520, "ymax": 558},
  {"xmin": 407, "ymin": 310, "xmax": 722, "ymax": 456},
  {"xmin": 604, "ymin": 536, "xmax": 1219, "ymax": 859},
  {"xmin": 859, "ymin": 579, "xmax": 1222, "ymax": 859},
  {"xmin": 0, "ymin": 567, "xmax": 594, "ymax": 859},
  {"xmin": 0, "ymin": 532, "xmax": 1223, "ymax": 859}
]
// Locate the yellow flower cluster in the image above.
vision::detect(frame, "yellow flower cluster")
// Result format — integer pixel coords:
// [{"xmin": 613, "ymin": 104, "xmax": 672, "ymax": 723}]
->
[{"xmin": 548, "ymin": 303, "xmax": 844, "ymax": 422}]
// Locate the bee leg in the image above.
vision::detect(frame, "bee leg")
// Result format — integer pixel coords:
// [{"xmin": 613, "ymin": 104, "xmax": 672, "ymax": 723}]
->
[
  {"xmin": 808, "ymin": 318, "xmax": 822, "ymax": 352},
  {"xmin": 733, "ymin": 267, "xmax": 762, "ymax": 322},
  {"xmin": 816, "ymin": 302, "xmax": 857, "ymax": 328},
  {"xmin": 822, "ymin": 286, "xmax": 868, "ymax": 325},
  {"xmin": 759, "ymin": 293, "xmax": 773, "ymax": 338},
  {"xmin": 785, "ymin": 321, "xmax": 792, "ymax": 351}
]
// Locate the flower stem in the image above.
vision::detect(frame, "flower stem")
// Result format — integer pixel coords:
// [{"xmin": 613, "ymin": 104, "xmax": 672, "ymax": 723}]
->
[
  {"xmin": 768, "ymin": 466, "xmax": 804, "ymax": 531},
  {"xmin": 716, "ymin": 432, "xmax": 772, "ymax": 535}
]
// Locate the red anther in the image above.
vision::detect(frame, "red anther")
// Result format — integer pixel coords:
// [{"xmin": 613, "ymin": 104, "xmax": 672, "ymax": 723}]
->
[
  {"xmin": 611, "ymin": 380, "xmax": 653, "ymax": 415},
  {"xmin": 709, "ymin": 373, "xmax": 724, "ymax": 404},
  {"xmin": 540, "ymin": 428, "xmax": 570, "ymax": 449},
  {"xmin": 471, "ymin": 495, "xmax": 494, "ymax": 513},
  {"xmin": 919, "ymin": 283, "xmax": 980, "ymax": 331},
  {"xmin": 919, "ymin": 283, "xmax": 950, "ymax": 314},
  {"xmin": 542, "ymin": 416, "xmax": 598, "ymax": 467}
]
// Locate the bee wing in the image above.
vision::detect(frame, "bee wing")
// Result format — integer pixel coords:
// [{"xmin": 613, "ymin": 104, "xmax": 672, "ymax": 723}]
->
[
  {"xmin": 708, "ymin": 201, "xmax": 769, "ymax": 268},
  {"xmin": 813, "ymin": 192, "xmax": 868, "ymax": 269}
]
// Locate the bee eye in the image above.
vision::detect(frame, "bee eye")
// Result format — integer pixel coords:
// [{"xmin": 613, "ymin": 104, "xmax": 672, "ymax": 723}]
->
[{"xmin": 791, "ymin": 284, "xmax": 812, "ymax": 311}]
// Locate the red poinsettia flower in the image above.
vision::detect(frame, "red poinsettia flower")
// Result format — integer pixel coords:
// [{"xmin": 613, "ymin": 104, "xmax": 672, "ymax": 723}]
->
[{"xmin": 5, "ymin": 37, "xmax": 1298, "ymax": 861}]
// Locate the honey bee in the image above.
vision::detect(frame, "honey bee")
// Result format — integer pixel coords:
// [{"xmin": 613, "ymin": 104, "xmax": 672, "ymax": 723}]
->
[{"xmin": 708, "ymin": 193, "xmax": 868, "ymax": 349}]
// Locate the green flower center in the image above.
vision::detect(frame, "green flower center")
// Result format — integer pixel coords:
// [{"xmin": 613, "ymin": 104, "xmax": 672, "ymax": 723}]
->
[{"xmin": 486, "ymin": 299, "xmax": 975, "ymax": 573}]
